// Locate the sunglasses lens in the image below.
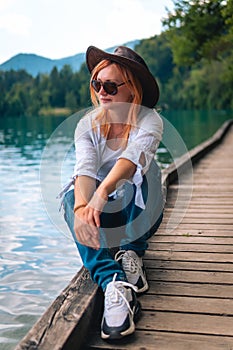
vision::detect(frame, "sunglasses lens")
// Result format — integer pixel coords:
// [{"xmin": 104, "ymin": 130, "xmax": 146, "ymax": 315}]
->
[
  {"xmin": 91, "ymin": 80, "xmax": 101, "ymax": 92},
  {"xmin": 104, "ymin": 82, "xmax": 118, "ymax": 95}
]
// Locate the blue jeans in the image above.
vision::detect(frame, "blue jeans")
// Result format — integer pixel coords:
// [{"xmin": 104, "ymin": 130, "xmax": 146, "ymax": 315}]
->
[{"xmin": 63, "ymin": 160, "xmax": 163, "ymax": 291}]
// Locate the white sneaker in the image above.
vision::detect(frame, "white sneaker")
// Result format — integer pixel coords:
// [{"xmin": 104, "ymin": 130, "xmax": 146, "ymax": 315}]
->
[
  {"xmin": 115, "ymin": 250, "xmax": 149, "ymax": 293},
  {"xmin": 101, "ymin": 274, "xmax": 141, "ymax": 340}
]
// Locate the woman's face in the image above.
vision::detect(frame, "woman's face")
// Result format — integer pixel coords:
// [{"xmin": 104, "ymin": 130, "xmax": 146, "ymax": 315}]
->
[{"xmin": 95, "ymin": 63, "xmax": 133, "ymax": 107}]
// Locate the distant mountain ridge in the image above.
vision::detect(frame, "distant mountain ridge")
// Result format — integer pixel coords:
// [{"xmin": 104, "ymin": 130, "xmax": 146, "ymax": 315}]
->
[{"xmin": 0, "ymin": 40, "xmax": 139, "ymax": 77}]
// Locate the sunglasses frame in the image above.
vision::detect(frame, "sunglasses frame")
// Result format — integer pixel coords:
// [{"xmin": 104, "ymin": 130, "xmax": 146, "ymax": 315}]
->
[{"xmin": 91, "ymin": 79, "xmax": 126, "ymax": 96}]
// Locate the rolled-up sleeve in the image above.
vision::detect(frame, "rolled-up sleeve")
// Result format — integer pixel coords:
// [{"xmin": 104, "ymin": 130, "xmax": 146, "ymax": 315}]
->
[
  {"xmin": 119, "ymin": 110, "xmax": 163, "ymax": 173},
  {"xmin": 72, "ymin": 117, "xmax": 99, "ymax": 180},
  {"xmin": 118, "ymin": 110, "xmax": 163, "ymax": 209}
]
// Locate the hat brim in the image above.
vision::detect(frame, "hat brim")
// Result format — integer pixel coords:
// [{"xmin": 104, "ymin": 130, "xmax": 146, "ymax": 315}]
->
[{"xmin": 86, "ymin": 46, "xmax": 159, "ymax": 108}]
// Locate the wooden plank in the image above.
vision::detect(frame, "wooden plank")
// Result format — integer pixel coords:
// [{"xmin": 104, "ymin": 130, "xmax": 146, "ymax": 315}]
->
[
  {"xmin": 148, "ymin": 242, "xmax": 233, "ymax": 253},
  {"xmin": 165, "ymin": 207, "xmax": 233, "ymax": 211},
  {"xmin": 163, "ymin": 209, "xmax": 233, "ymax": 219},
  {"xmin": 141, "ymin": 294, "xmax": 233, "ymax": 315},
  {"xmin": 159, "ymin": 223, "xmax": 233, "ymax": 230},
  {"xmin": 15, "ymin": 268, "xmax": 101, "ymax": 350},
  {"xmin": 165, "ymin": 214, "xmax": 233, "ymax": 220},
  {"xmin": 172, "ymin": 194, "xmax": 233, "ymax": 199},
  {"xmin": 136, "ymin": 311, "xmax": 233, "ymax": 336},
  {"xmin": 145, "ymin": 250, "xmax": 233, "ymax": 263},
  {"xmin": 166, "ymin": 191, "xmax": 233, "ymax": 196},
  {"xmin": 170, "ymin": 184, "xmax": 233, "ymax": 190},
  {"xmin": 167, "ymin": 186, "xmax": 233, "ymax": 192},
  {"xmin": 153, "ymin": 229, "xmax": 233, "ymax": 237},
  {"xmin": 166, "ymin": 191, "xmax": 233, "ymax": 197},
  {"xmin": 166, "ymin": 194, "xmax": 233, "ymax": 200},
  {"xmin": 146, "ymin": 269, "xmax": 233, "ymax": 284},
  {"xmin": 165, "ymin": 196, "xmax": 233, "ymax": 201},
  {"xmin": 149, "ymin": 281, "xmax": 233, "ymax": 298},
  {"xmin": 165, "ymin": 202, "xmax": 233, "ymax": 207},
  {"xmin": 161, "ymin": 218, "xmax": 233, "ymax": 225},
  {"xmin": 188, "ymin": 179, "xmax": 233, "ymax": 183},
  {"xmin": 144, "ymin": 259, "xmax": 233, "ymax": 272},
  {"xmin": 164, "ymin": 206, "xmax": 233, "ymax": 212},
  {"xmin": 86, "ymin": 330, "xmax": 233, "ymax": 350},
  {"xmin": 179, "ymin": 218, "xmax": 233, "ymax": 224},
  {"xmin": 149, "ymin": 235, "xmax": 233, "ymax": 244},
  {"xmin": 164, "ymin": 208, "xmax": 233, "ymax": 214}
]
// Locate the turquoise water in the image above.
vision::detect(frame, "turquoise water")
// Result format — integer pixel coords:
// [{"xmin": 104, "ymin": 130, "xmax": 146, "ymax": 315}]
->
[{"xmin": 0, "ymin": 110, "xmax": 232, "ymax": 349}]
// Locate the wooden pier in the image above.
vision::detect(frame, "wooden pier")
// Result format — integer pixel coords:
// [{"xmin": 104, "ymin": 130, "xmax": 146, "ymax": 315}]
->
[{"xmin": 16, "ymin": 120, "xmax": 233, "ymax": 350}]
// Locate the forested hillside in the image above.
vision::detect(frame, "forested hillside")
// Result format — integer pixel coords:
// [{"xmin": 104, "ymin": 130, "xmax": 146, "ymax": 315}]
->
[{"xmin": 0, "ymin": 0, "xmax": 232, "ymax": 117}]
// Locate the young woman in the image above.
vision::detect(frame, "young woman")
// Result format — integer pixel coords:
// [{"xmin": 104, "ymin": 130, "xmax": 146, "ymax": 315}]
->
[{"xmin": 63, "ymin": 45, "xmax": 164, "ymax": 340}]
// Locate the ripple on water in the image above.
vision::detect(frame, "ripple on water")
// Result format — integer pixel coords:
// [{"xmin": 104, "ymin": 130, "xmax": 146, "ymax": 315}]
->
[{"xmin": 0, "ymin": 141, "xmax": 81, "ymax": 349}]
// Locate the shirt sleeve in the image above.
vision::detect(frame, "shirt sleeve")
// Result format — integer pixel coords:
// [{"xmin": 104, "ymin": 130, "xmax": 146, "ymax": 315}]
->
[
  {"xmin": 118, "ymin": 110, "xmax": 163, "ymax": 174},
  {"xmin": 72, "ymin": 115, "xmax": 99, "ymax": 180},
  {"xmin": 118, "ymin": 110, "xmax": 163, "ymax": 209}
]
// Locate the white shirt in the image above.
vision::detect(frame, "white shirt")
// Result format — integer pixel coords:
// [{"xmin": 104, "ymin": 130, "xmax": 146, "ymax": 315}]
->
[{"xmin": 70, "ymin": 107, "xmax": 163, "ymax": 209}]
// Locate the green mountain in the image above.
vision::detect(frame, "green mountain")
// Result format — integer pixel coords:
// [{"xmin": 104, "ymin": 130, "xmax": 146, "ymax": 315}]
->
[{"xmin": 0, "ymin": 40, "xmax": 139, "ymax": 77}]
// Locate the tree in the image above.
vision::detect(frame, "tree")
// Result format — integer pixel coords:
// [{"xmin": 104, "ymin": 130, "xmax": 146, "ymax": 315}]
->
[
  {"xmin": 163, "ymin": 0, "xmax": 230, "ymax": 65},
  {"xmin": 135, "ymin": 33, "xmax": 174, "ymax": 84},
  {"xmin": 76, "ymin": 63, "xmax": 91, "ymax": 108},
  {"xmin": 65, "ymin": 91, "xmax": 78, "ymax": 109}
]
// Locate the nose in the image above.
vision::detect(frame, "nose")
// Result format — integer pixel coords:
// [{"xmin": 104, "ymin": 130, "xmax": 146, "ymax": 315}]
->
[{"xmin": 99, "ymin": 85, "xmax": 107, "ymax": 95}]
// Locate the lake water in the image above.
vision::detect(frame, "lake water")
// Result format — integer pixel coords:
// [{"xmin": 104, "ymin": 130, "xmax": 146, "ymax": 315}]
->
[{"xmin": 0, "ymin": 109, "xmax": 232, "ymax": 349}]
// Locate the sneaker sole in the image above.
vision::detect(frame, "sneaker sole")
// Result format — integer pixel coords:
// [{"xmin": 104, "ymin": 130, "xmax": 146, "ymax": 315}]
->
[{"xmin": 101, "ymin": 301, "xmax": 141, "ymax": 340}]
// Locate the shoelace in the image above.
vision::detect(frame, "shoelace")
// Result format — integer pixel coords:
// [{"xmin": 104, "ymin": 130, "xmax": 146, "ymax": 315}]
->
[
  {"xmin": 105, "ymin": 273, "xmax": 138, "ymax": 316},
  {"xmin": 115, "ymin": 250, "xmax": 140, "ymax": 274}
]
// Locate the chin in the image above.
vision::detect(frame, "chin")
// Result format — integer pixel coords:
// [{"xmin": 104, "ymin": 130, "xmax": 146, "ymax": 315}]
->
[{"xmin": 100, "ymin": 101, "xmax": 112, "ymax": 110}]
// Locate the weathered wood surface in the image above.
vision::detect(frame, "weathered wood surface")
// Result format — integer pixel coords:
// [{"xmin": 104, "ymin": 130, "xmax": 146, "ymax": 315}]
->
[
  {"xmin": 85, "ymin": 120, "xmax": 233, "ymax": 349},
  {"xmin": 15, "ymin": 268, "xmax": 102, "ymax": 350},
  {"xmin": 15, "ymin": 120, "xmax": 233, "ymax": 350}
]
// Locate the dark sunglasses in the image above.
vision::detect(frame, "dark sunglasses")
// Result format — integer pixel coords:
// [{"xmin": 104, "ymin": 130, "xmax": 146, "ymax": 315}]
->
[{"xmin": 91, "ymin": 79, "xmax": 126, "ymax": 96}]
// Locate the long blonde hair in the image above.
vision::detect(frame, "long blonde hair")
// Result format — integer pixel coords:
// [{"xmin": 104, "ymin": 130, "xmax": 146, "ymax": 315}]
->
[{"xmin": 90, "ymin": 59, "xmax": 143, "ymax": 139}]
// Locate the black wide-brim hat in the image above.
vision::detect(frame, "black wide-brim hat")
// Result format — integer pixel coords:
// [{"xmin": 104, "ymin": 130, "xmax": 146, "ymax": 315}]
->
[{"xmin": 86, "ymin": 45, "xmax": 159, "ymax": 108}]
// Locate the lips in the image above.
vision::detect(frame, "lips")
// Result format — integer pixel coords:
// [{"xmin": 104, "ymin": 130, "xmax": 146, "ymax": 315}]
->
[{"xmin": 100, "ymin": 98, "xmax": 112, "ymax": 104}]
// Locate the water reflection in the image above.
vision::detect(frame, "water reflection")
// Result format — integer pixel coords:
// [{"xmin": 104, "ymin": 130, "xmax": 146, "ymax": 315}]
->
[
  {"xmin": 0, "ymin": 115, "xmax": 82, "ymax": 349},
  {"xmin": 162, "ymin": 109, "xmax": 232, "ymax": 150},
  {"xmin": 0, "ymin": 110, "xmax": 232, "ymax": 349}
]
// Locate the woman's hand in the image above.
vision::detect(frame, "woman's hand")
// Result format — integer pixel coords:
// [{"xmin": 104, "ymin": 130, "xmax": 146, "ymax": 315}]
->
[
  {"xmin": 74, "ymin": 206, "xmax": 100, "ymax": 249},
  {"xmin": 73, "ymin": 190, "xmax": 107, "ymax": 250}
]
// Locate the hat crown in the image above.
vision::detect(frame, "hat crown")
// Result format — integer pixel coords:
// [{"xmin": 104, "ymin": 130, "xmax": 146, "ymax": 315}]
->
[{"xmin": 114, "ymin": 46, "xmax": 149, "ymax": 70}]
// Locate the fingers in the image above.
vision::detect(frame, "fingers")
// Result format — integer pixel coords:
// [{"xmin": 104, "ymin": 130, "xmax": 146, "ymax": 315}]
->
[
  {"xmin": 86, "ymin": 208, "xmax": 100, "ymax": 231},
  {"xmin": 74, "ymin": 208, "xmax": 100, "ymax": 249},
  {"xmin": 93, "ymin": 209, "xmax": 101, "ymax": 228},
  {"xmin": 75, "ymin": 224, "xmax": 100, "ymax": 249}
]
